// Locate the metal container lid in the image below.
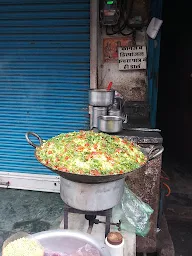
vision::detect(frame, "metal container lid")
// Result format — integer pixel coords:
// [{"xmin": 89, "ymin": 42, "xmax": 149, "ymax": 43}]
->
[
  {"xmin": 98, "ymin": 116, "xmax": 123, "ymax": 121},
  {"xmin": 108, "ymin": 109, "xmax": 121, "ymax": 116},
  {"xmin": 93, "ymin": 106, "xmax": 108, "ymax": 110}
]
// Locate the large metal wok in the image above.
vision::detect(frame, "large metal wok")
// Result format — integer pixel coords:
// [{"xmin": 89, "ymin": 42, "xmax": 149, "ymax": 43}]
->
[{"xmin": 25, "ymin": 131, "xmax": 164, "ymax": 184}]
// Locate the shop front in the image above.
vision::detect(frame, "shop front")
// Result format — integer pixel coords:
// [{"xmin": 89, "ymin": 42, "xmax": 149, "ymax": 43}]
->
[{"xmin": 0, "ymin": 0, "xmax": 90, "ymax": 191}]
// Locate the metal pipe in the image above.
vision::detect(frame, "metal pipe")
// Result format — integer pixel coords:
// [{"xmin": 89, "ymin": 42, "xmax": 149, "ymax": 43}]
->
[
  {"xmin": 87, "ymin": 224, "xmax": 94, "ymax": 234},
  {"xmin": 89, "ymin": 0, "xmax": 99, "ymax": 128},
  {"xmin": 90, "ymin": 0, "xmax": 98, "ymax": 89}
]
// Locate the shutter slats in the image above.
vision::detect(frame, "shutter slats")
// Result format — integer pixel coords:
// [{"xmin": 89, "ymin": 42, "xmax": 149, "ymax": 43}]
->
[{"xmin": 0, "ymin": 0, "xmax": 90, "ymax": 175}]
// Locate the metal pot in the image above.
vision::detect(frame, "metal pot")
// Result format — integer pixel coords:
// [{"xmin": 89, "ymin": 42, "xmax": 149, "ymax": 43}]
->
[
  {"xmin": 108, "ymin": 109, "xmax": 122, "ymax": 117},
  {"xmin": 31, "ymin": 230, "xmax": 110, "ymax": 256},
  {"xmin": 92, "ymin": 107, "xmax": 108, "ymax": 128},
  {"xmin": 60, "ymin": 177, "xmax": 125, "ymax": 211},
  {"xmin": 89, "ymin": 89, "xmax": 115, "ymax": 107},
  {"xmin": 98, "ymin": 116, "xmax": 123, "ymax": 133}
]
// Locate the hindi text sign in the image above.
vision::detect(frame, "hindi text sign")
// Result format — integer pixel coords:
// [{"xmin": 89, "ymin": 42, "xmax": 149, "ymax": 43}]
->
[{"xmin": 118, "ymin": 46, "xmax": 147, "ymax": 70}]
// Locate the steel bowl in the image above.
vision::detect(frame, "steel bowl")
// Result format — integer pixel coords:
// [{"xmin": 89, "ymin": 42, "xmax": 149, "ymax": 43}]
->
[
  {"xmin": 31, "ymin": 230, "xmax": 110, "ymax": 256},
  {"xmin": 60, "ymin": 177, "xmax": 125, "ymax": 211},
  {"xmin": 89, "ymin": 89, "xmax": 115, "ymax": 107},
  {"xmin": 98, "ymin": 115, "xmax": 123, "ymax": 133}
]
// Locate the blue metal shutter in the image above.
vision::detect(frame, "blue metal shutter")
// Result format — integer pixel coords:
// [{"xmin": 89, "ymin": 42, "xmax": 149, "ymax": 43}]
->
[
  {"xmin": 0, "ymin": 0, "xmax": 90, "ymax": 175},
  {"xmin": 148, "ymin": 0, "xmax": 162, "ymax": 128}
]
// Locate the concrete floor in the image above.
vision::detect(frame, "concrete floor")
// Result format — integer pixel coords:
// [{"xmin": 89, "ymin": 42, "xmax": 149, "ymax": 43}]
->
[
  {"xmin": 0, "ymin": 188, "xmax": 64, "ymax": 254},
  {"xmin": 163, "ymin": 157, "xmax": 192, "ymax": 256},
  {"xmin": 168, "ymin": 220, "xmax": 192, "ymax": 256}
]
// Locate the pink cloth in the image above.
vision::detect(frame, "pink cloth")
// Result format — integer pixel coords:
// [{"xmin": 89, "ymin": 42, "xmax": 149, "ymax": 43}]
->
[{"xmin": 44, "ymin": 244, "xmax": 100, "ymax": 256}]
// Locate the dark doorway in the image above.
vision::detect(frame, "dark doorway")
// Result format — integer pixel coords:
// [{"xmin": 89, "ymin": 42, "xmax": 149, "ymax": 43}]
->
[{"xmin": 157, "ymin": 0, "xmax": 192, "ymax": 166}]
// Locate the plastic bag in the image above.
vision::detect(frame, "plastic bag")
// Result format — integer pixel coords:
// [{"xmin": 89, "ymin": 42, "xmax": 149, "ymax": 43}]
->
[
  {"xmin": 112, "ymin": 203, "xmax": 135, "ymax": 234},
  {"xmin": 112, "ymin": 185, "xmax": 154, "ymax": 237},
  {"xmin": 45, "ymin": 244, "xmax": 100, "ymax": 256}
]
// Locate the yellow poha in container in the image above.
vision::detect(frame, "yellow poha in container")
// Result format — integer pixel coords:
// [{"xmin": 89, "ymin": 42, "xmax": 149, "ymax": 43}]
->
[{"xmin": 3, "ymin": 237, "xmax": 44, "ymax": 256}]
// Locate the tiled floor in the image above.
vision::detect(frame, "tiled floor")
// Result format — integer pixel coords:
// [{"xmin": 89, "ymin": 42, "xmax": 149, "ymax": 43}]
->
[{"xmin": 0, "ymin": 188, "xmax": 64, "ymax": 253}]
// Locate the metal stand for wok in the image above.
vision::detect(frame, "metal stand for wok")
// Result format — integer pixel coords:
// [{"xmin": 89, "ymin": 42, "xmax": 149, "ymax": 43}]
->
[{"xmin": 63, "ymin": 203, "xmax": 113, "ymax": 237}]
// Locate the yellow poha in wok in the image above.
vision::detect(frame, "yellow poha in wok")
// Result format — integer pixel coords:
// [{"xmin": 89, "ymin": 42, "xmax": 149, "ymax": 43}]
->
[{"xmin": 36, "ymin": 131, "xmax": 147, "ymax": 176}]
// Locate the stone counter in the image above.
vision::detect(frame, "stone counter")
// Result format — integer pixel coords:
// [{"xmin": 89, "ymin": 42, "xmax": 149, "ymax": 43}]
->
[
  {"xmin": 119, "ymin": 129, "xmax": 163, "ymax": 253},
  {"xmin": 118, "ymin": 129, "xmax": 163, "ymax": 144},
  {"xmin": 92, "ymin": 127, "xmax": 163, "ymax": 253}
]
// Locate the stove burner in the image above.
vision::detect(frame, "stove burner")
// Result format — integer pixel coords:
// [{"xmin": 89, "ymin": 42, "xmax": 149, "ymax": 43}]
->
[
  {"xmin": 85, "ymin": 215, "xmax": 97, "ymax": 234},
  {"xmin": 63, "ymin": 203, "xmax": 112, "ymax": 237}
]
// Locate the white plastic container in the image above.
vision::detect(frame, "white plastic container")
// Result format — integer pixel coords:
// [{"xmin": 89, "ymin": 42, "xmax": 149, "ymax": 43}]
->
[
  {"xmin": 147, "ymin": 17, "xmax": 163, "ymax": 39},
  {"xmin": 105, "ymin": 232, "xmax": 124, "ymax": 256}
]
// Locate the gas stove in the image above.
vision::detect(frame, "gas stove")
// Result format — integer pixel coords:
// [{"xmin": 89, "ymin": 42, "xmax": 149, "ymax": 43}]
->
[
  {"xmin": 60, "ymin": 206, "xmax": 136, "ymax": 256},
  {"xmin": 63, "ymin": 202, "xmax": 121, "ymax": 237}
]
